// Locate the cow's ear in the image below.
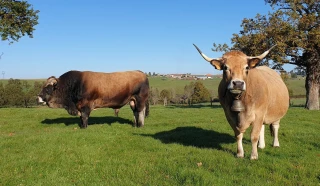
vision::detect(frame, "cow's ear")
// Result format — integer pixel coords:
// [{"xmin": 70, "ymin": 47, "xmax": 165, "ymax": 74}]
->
[
  {"xmin": 210, "ymin": 60, "xmax": 223, "ymax": 70},
  {"xmin": 247, "ymin": 58, "xmax": 261, "ymax": 68}
]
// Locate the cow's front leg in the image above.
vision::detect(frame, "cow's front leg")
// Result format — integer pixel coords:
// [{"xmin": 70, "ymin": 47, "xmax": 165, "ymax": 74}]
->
[
  {"xmin": 236, "ymin": 132, "xmax": 244, "ymax": 158},
  {"xmin": 250, "ymin": 120, "xmax": 263, "ymax": 160},
  {"xmin": 79, "ymin": 107, "xmax": 91, "ymax": 129}
]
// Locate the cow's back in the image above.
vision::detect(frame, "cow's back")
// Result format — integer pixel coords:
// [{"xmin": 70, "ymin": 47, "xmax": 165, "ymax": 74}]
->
[{"xmin": 247, "ymin": 66, "xmax": 289, "ymax": 124}]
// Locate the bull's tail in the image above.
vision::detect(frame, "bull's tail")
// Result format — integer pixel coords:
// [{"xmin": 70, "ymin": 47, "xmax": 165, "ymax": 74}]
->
[{"xmin": 145, "ymin": 101, "xmax": 149, "ymax": 117}]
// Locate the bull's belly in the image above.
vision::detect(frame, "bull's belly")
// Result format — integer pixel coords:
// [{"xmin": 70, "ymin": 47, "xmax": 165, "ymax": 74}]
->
[{"xmin": 92, "ymin": 99, "xmax": 128, "ymax": 109}]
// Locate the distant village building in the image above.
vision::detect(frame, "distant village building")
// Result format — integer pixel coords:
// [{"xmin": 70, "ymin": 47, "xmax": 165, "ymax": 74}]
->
[{"xmin": 167, "ymin": 73, "xmax": 217, "ymax": 80}]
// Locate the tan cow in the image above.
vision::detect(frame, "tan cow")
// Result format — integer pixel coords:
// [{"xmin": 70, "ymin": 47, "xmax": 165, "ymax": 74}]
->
[{"xmin": 194, "ymin": 44, "xmax": 289, "ymax": 159}]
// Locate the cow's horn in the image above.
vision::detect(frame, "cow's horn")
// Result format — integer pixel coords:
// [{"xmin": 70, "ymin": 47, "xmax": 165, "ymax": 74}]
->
[
  {"xmin": 193, "ymin": 44, "xmax": 222, "ymax": 62},
  {"xmin": 247, "ymin": 45, "xmax": 277, "ymax": 60}
]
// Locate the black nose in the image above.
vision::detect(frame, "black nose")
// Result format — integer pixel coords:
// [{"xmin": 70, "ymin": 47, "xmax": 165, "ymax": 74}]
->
[{"xmin": 233, "ymin": 81, "xmax": 244, "ymax": 89}]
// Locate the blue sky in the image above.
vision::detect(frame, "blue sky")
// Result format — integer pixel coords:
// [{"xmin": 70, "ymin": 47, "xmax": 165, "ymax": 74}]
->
[{"xmin": 0, "ymin": 0, "xmax": 294, "ymax": 79}]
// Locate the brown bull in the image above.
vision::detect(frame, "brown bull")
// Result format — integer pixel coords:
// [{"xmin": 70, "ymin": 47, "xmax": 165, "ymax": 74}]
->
[
  {"xmin": 38, "ymin": 70, "xmax": 149, "ymax": 128},
  {"xmin": 194, "ymin": 44, "xmax": 289, "ymax": 159}
]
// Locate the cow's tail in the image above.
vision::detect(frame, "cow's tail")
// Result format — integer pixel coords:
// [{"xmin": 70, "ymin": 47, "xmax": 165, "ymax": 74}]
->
[{"xmin": 145, "ymin": 100, "xmax": 149, "ymax": 117}]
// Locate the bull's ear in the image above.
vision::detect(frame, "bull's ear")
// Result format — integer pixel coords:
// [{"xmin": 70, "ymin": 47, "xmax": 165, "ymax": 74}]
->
[
  {"xmin": 247, "ymin": 58, "xmax": 261, "ymax": 68},
  {"xmin": 210, "ymin": 60, "xmax": 223, "ymax": 70}
]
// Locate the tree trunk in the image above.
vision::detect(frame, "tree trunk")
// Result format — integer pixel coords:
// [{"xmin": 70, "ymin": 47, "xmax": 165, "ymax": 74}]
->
[
  {"xmin": 305, "ymin": 65, "xmax": 320, "ymax": 110},
  {"xmin": 163, "ymin": 97, "xmax": 167, "ymax": 106}
]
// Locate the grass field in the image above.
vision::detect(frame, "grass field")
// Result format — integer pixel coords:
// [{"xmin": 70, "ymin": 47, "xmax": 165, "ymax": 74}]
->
[{"xmin": 0, "ymin": 106, "xmax": 319, "ymax": 185}]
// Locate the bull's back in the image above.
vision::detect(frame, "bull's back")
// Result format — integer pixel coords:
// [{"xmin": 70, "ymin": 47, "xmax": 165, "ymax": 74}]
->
[
  {"xmin": 254, "ymin": 66, "xmax": 289, "ymax": 123},
  {"xmin": 80, "ymin": 71, "xmax": 148, "ymax": 107}
]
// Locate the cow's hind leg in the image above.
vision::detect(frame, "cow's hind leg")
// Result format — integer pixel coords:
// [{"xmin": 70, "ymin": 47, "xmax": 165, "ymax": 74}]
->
[
  {"xmin": 271, "ymin": 120, "xmax": 280, "ymax": 147},
  {"xmin": 79, "ymin": 106, "xmax": 91, "ymax": 129},
  {"xmin": 258, "ymin": 125, "xmax": 265, "ymax": 149},
  {"xmin": 250, "ymin": 118, "xmax": 264, "ymax": 160}
]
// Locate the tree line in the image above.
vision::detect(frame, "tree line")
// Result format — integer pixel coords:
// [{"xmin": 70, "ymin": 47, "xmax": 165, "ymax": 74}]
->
[
  {"xmin": 0, "ymin": 79, "xmax": 43, "ymax": 107},
  {"xmin": 149, "ymin": 81, "xmax": 216, "ymax": 106},
  {"xmin": 0, "ymin": 79, "xmax": 215, "ymax": 108}
]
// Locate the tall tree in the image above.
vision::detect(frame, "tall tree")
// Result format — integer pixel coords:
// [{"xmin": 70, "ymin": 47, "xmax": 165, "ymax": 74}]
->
[
  {"xmin": 213, "ymin": 0, "xmax": 319, "ymax": 110},
  {"xmin": 191, "ymin": 81, "xmax": 210, "ymax": 104},
  {"xmin": 5, "ymin": 78, "xmax": 24, "ymax": 106},
  {"xmin": 0, "ymin": 0, "xmax": 39, "ymax": 43},
  {"xmin": 160, "ymin": 89, "xmax": 170, "ymax": 106}
]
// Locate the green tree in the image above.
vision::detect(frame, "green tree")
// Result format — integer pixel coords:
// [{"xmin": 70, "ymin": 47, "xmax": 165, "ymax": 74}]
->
[
  {"xmin": 0, "ymin": 82, "xmax": 6, "ymax": 106},
  {"xmin": 191, "ymin": 81, "xmax": 210, "ymax": 104},
  {"xmin": 184, "ymin": 82, "xmax": 195, "ymax": 105},
  {"xmin": 22, "ymin": 80, "xmax": 43, "ymax": 107},
  {"xmin": 5, "ymin": 78, "xmax": 23, "ymax": 106},
  {"xmin": 0, "ymin": 0, "xmax": 39, "ymax": 43},
  {"xmin": 160, "ymin": 89, "xmax": 170, "ymax": 106},
  {"xmin": 213, "ymin": 0, "xmax": 319, "ymax": 110},
  {"xmin": 149, "ymin": 87, "xmax": 159, "ymax": 105}
]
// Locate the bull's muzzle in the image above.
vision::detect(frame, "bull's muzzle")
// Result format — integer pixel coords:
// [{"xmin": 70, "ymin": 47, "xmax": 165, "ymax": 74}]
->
[{"xmin": 37, "ymin": 96, "xmax": 46, "ymax": 105}]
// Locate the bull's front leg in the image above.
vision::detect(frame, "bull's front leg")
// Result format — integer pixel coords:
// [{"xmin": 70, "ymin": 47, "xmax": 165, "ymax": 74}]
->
[
  {"xmin": 79, "ymin": 106, "xmax": 91, "ymax": 129},
  {"xmin": 130, "ymin": 100, "xmax": 145, "ymax": 127}
]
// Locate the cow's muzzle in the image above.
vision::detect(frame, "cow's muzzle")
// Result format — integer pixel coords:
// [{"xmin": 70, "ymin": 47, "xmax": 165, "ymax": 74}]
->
[{"xmin": 228, "ymin": 80, "xmax": 246, "ymax": 94}]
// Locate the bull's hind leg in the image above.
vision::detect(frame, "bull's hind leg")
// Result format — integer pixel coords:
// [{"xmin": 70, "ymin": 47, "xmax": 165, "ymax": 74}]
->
[{"xmin": 271, "ymin": 120, "xmax": 280, "ymax": 147}]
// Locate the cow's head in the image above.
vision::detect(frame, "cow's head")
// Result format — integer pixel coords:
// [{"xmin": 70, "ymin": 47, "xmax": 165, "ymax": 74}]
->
[
  {"xmin": 37, "ymin": 76, "xmax": 62, "ymax": 108},
  {"xmin": 193, "ymin": 44, "xmax": 275, "ymax": 94}
]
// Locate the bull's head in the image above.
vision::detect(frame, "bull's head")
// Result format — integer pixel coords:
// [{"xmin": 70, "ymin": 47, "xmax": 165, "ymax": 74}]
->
[
  {"xmin": 193, "ymin": 44, "xmax": 276, "ymax": 94},
  {"xmin": 37, "ymin": 76, "xmax": 60, "ymax": 108}
]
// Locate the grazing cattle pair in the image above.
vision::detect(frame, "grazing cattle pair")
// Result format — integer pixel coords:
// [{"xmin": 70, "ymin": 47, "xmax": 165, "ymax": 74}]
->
[
  {"xmin": 193, "ymin": 44, "xmax": 289, "ymax": 159},
  {"xmin": 38, "ymin": 70, "xmax": 149, "ymax": 128}
]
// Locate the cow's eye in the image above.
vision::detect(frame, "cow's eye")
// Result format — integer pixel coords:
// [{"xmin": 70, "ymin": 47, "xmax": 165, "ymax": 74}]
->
[
  {"xmin": 245, "ymin": 66, "xmax": 250, "ymax": 70},
  {"xmin": 223, "ymin": 65, "xmax": 229, "ymax": 71}
]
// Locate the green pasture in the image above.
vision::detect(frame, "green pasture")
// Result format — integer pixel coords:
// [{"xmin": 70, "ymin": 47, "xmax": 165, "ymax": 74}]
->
[{"xmin": 0, "ymin": 106, "xmax": 319, "ymax": 185}]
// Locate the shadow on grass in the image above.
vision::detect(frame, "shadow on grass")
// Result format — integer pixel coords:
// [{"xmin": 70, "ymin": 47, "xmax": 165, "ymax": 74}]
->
[
  {"xmin": 140, "ymin": 126, "xmax": 235, "ymax": 151},
  {"xmin": 41, "ymin": 116, "xmax": 133, "ymax": 126}
]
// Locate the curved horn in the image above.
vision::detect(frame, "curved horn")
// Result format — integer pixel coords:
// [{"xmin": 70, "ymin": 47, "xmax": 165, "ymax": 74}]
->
[
  {"xmin": 247, "ymin": 45, "xmax": 277, "ymax": 60},
  {"xmin": 193, "ymin": 44, "xmax": 222, "ymax": 62},
  {"xmin": 47, "ymin": 76, "xmax": 57, "ymax": 86}
]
